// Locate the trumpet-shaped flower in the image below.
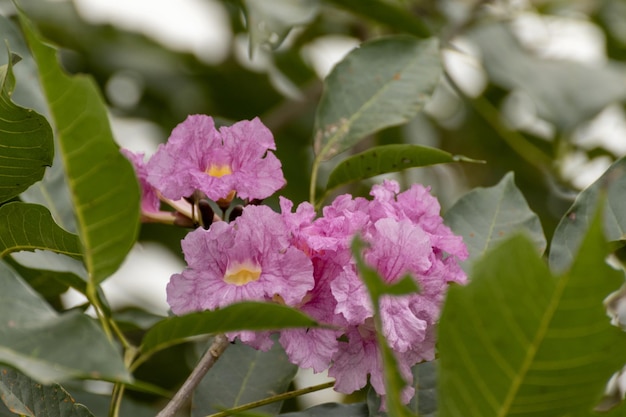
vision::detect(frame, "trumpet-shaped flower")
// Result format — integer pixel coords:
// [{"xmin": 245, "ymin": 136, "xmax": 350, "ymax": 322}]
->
[
  {"xmin": 167, "ymin": 205, "xmax": 314, "ymax": 314},
  {"xmin": 147, "ymin": 115, "xmax": 285, "ymax": 202}
]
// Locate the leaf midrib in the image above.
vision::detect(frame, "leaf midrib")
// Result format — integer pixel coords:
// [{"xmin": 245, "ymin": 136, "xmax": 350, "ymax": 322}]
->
[{"xmin": 497, "ymin": 270, "xmax": 567, "ymax": 416}]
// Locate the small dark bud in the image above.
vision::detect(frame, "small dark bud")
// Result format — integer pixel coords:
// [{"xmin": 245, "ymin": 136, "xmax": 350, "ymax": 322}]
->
[
  {"xmin": 228, "ymin": 205, "xmax": 244, "ymax": 222},
  {"xmin": 198, "ymin": 199, "xmax": 215, "ymax": 230},
  {"xmin": 248, "ymin": 199, "xmax": 264, "ymax": 206}
]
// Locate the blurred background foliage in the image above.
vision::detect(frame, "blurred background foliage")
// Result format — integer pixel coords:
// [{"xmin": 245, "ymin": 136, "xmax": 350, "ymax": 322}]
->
[
  {"xmin": 2, "ymin": 0, "xmax": 626, "ymax": 412},
  {"xmin": 4, "ymin": 0, "xmax": 626, "ymax": 245}
]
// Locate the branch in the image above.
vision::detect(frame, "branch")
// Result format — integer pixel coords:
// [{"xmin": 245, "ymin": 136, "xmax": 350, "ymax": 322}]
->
[{"xmin": 156, "ymin": 334, "xmax": 230, "ymax": 417}]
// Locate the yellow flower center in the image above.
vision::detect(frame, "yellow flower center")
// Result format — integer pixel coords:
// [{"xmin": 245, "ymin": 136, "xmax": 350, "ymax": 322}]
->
[
  {"xmin": 224, "ymin": 261, "xmax": 262, "ymax": 285},
  {"xmin": 206, "ymin": 164, "xmax": 232, "ymax": 178}
]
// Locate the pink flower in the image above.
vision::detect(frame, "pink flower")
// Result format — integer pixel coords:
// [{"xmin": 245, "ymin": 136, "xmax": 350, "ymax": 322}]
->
[
  {"xmin": 167, "ymin": 205, "xmax": 314, "ymax": 315},
  {"xmin": 146, "ymin": 115, "xmax": 285, "ymax": 202},
  {"xmin": 121, "ymin": 149, "xmax": 161, "ymax": 214}
]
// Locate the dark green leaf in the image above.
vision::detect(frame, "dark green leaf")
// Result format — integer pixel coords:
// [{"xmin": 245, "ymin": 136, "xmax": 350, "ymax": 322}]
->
[
  {"xmin": 0, "ymin": 202, "xmax": 82, "ymax": 258},
  {"xmin": 444, "ymin": 172, "xmax": 546, "ymax": 273},
  {"xmin": 0, "ymin": 262, "xmax": 130, "ymax": 383},
  {"xmin": 0, "ymin": 367, "xmax": 95, "ymax": 417},
  {"xmin": 139, "ymin": 302, "xmax": 318, "ymax": 359},
  {"xmin": 192, "ymin": 341, "xmax": 296, "ymax": 416},
  {"xmin": 19, "ymin": 11, "xmax": 140, "ymax": 283},
  {"xmin": 325, "ymin": 144, "xmax": 477, "ymax": 192},
  {"xmin": 282, "ymin": 402, "xmax": 368, "ymax": 417},
  {"xmin": 438, "ymin": 209, "xmax": 626, "ymax": 416},
  {"xmin": 10, "ymin": 250, "xmax": 87, "ymax": 293},
  {"xmin": 0, "ymin": 47, "xmax": 53, "ymax": 203},
  {"xmin": 313, "ymin": 36, "xmax": 441, "ymax": 161},
  {"xmin": 549, "ymin": 157, "xmax": 626, "ymax": 273}
]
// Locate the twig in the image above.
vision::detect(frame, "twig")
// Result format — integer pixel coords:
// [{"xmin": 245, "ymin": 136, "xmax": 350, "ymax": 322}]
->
[
  {"xmin": 156, "ymin": 334, "xmax": 230, "ymax": 417},
  {"xmin": 206, "ymin": 381, "xmax": 335, "ymax": 417}
]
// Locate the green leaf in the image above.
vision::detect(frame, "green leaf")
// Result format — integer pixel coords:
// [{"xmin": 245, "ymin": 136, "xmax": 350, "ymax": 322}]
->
[
  {"xmin": 0, "ymin": 47, "xmax": 53, "ymax": 204},
  {"xmin": 325, "ymin": 144, "xmax": 479, "ymax": 193},
  {"xmin": 438, "ymin": 209, "xmax": 626, "ymax": 416},
  {"xmin": 139, "ymin": 302, "xmax": 318, "ymax": 359},
  {"xmin": 192, "ymin": 340, "xmax": 296, "ymax": 416},
  {"xmin": 351, "ymin": 237, "xmax": 415, "ymax": 417},
  {"xmin": 313, "ymin": 36, "xmax": 441, "ymax": 162},
  {"xmin": 283, "ymin": 402, "xmax": 369, "ymax": 417},
  {"xmin": 0, "ymin": 261, "xmax": 130, "ymax": 383},
  {"xmin": 0, "ymin": 202, "xmax": 82, "ymax": 258},
  {"xmin": 19, "ymin": 11, "xmax": 140, "ymax": 283},
  {"xmin": 444, "ymin": 172, "xmax": 546, "ymax": 273},
  {"xmin": 244, "ymin": 0, "xmax": 318, "ymax": 52},
  {"xmin": 549, "ymin": 157, "xmax": 626, "ymax": 273},
  {"xmin": 0, "ymin": 367, "xmax": 95, "ymax": 417},
  {"xmin": 325, "ymin": 0, "xmax": 430, "ymax": 38}
]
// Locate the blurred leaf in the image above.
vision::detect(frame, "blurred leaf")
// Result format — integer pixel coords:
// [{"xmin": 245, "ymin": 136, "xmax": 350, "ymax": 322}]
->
[
  {"xmin": 444, "ymin": 172, "xmax": 546, "ymax": 273},
  {"xmin": 283, "ymin": 402, "xmax": 368, "ymax": 417},
  {"xmin": 351, "ymin": 237, "xmax": 414, "ymax": 417},
  {"xmin": 0, "ymin": 261, "xmax": 130, "ymax": 383},
  {"xmin": 549, "ymin": 157, "xmax": 626, "ymax": 273},
  {"xmin": 4, "ymin": 257, "xmax": 71, "ymax": 298},
  {"xmin": 325, "ymin": 144, "xmax": 477, "ymax": 193},
  {"xmin": 313, "ymin": 36, "xmax": 441, "ymax": 161},
  {"xmin": 139, "ymin": 302, "xmax": 318, "ymax": 359},
  {"xmin": 19, "ymin": 11, "xmax": 140, "ymax": 283},
  {"xmin": 0, "ymin": 367, "xmax": 95, "ymax": 417},
  {"xmin": 470, "ymin": 23, "xmax": 626, "ymax": 132},
  {"xmin": 244, "ymin": 0, "xmax": 318, "ymax": 52},
  {"xmin": 192, "ymin": 341, "xmax": 296, "ymax": 416},
  {"xmin": 325, "ymin": 0, "xmax": 431, "ymax": 38},
  {"xmin": 438, "ymin": 209, "xmax": 626, "ymax": 416},
  {"xmin": 0, "ymin": 47, "xmax": 53, "ymax": 203},
  {"xmin": 0, "ymin": 202, "xmax": 82, "ymax": 258}
]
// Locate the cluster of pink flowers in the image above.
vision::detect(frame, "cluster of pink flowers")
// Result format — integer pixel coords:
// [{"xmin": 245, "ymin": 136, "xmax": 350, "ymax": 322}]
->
[{"xmin": 122, "ymin": 115, "xmax": 468, "ymax": 405}]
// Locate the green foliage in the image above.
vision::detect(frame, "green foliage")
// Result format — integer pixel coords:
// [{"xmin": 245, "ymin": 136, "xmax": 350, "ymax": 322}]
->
[
  {"xmin": 192, "ymin": 341, "xmax": 296, "ymax": 416},
  {"xmin": 0, "ymin": 261, "xmax": 129, "ymax": 384},
  {"xmin": 550, "ymin": 156, "xmax": 626, "ymax": 273},
  {"xmin": 18, "ymin": 11, "xmax": 140, "ymax": 284},
  {"xmin": 444, "ymin": 172, "xmax": 546, "ymax": 273},
  {"xmin": 139, "ymin": 302, "xmax": 319, "ymax": 362},
  {"xmin": 0, "ymin": 48, "xmax": 52, "ymax": 203},
  {"xmin": 0, "ymin": 202, "xmax": 81, "ymax": 258},
  {"xmin": 438, "ymin": 208, "xmax": 626, "ymax": 416},
  {"xmin": 0, "ymin": 367, "xmax": 95, "ymax": 417},
  {"xmin": 324, "ymin": 144, "xmax": 476, "ymax": 195}
]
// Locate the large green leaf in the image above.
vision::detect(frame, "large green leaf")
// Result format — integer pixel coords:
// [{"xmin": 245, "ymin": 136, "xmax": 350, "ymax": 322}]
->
[
  {"xmin": 549, "ymin": 157, "xmax": 626, "ymax": 273},
  {"xmin": 192, "ymin": 340, "xmax": 297, "ymax": 416},
  {"xmin": 0, "ymin": 202, "xmax": 81, "ymax": 259},
  {"xmin": 0, "ymin": 367, "xmax": 95, "ymax": 417},
  {"xmin": 0, "ymin": 261, "xmax": 130, "ymax": 383},
  {"xmin": 19, "ymin": 11, "xmax": 140, "ymax": 283},
  {"xmin": 0, "ymin": 49, "xmax": 53, "ymax": 203},
  {"xmin": 313, "ymin": 36, "xmax": 441, "ymax": 162},
  {"xmin": 444, "ymin": 172, "xmax": 546, "ymax": 273},
  {"xmin": 139, "ymin": 302, "xmax": 318, "ymax": 360},
  {"xmin": 438, "ymin": 210, "xmax": 626, "ymax": 416},
  {"xmin": 324, "ymin": 144, "xmax": 474, "ymax": 193}
]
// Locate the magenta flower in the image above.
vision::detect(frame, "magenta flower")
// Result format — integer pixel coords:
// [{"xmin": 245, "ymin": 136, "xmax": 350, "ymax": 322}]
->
[
  {"xmin": 146, "ymin": 115, "xmax": 285, "ymax": 202},
  {"xmin": 166, "ymin": 205, "xmax": 314, "ymax": 315}
]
